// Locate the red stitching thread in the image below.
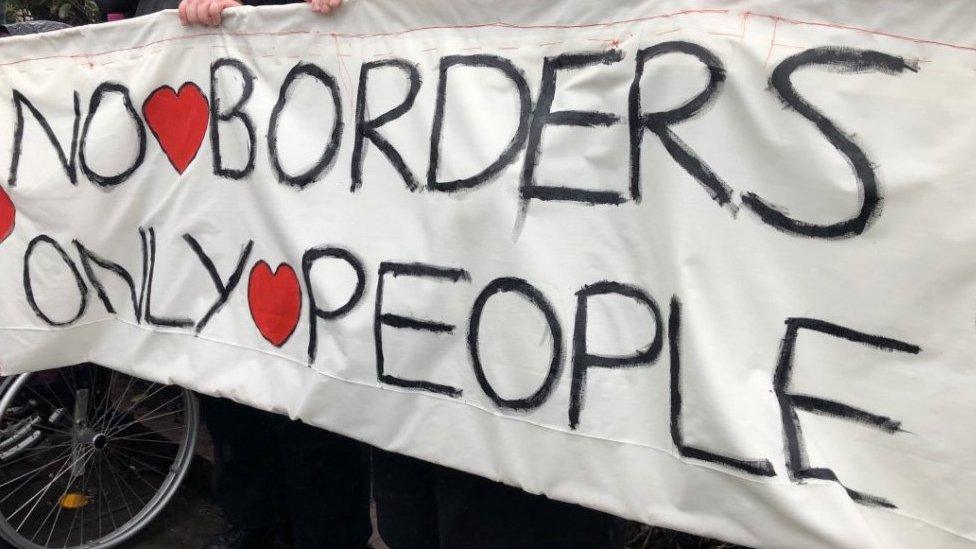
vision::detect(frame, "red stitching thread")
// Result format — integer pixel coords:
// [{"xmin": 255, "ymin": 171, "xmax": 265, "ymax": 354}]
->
[{"xmin": 1, "ymin": 8, "xmax": 974, "ymax": 69}]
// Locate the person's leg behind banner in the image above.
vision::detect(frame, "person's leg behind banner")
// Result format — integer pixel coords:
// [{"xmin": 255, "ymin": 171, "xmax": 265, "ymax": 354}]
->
[
  {"xmin": 436, "ymin": 464, "xmax": 627, "ymax": 549},
  {"xmin": 198, "ymin": 395, "xmax": 286, "ymax": 549},
  {"xmin": 279, "ymin": 417, "xmax": 372, "ymax": 549},
  {"xmin": 371, "ymin": 448, "xmax": 441, "ymax": 549},
  {"xmin": 373, "ymin": 449, "xmax": 627, "ymax": 549}
]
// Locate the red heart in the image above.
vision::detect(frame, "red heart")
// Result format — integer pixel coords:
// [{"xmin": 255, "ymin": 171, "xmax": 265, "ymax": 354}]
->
[
  {"xmin": 0, "ymin": 186, "xmax": 14, "ymax": 245},
  {"xmin": 142, "ymin": 83, "xmax": 209, "ymax": 174},
  {"xmin": 248, "ymin": 261, "xmax": 302, "ymax": 347}
]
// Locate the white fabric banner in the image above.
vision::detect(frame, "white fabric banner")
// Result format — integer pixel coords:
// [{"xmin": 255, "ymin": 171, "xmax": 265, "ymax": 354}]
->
[{"xmin": 1, "ymin": 1, "xmax": 974, "ymax": 547}]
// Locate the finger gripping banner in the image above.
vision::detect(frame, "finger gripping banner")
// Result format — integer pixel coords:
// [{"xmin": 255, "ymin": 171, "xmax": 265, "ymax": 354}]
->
[{"xmin": 0, "ymin": 2, "xmax": 974, "ymax": 547}]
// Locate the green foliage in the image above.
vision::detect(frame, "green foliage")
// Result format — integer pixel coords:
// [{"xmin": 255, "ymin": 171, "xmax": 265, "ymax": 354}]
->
[{"xmin": 5, "ymin": 0, "xmax": 101, "ymax": 25}]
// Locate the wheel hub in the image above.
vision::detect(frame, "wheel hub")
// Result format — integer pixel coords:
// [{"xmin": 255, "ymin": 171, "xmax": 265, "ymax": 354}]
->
[{"xmin": 91, "ymin": 432, "xmax": 108, "ymax": 450}]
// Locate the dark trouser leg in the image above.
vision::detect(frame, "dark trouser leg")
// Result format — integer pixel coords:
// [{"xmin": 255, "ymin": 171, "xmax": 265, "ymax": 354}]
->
[
  {"xmin": 371, "ymin": 448, "xmax": 440, "ymax": 549},
  {"xmin": 279, "ymin": 419, "xmax": 371, "ymax": 549},
  {"xmin": 436, "ymin": 465, "xmax": 627, "ymax": 549},
  {"xmin": 197, "ymin": 394, "xmax": 284, "ymax": 530}
]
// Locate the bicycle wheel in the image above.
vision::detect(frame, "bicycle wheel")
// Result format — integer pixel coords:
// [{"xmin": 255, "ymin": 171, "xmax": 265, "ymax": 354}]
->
[{"xmin": 0, "ymin": 364, "xmax": 198, "ymax": 549}]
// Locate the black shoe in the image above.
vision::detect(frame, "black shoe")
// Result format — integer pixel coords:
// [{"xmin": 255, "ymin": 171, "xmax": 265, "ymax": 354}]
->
[{"xmin": 202, "ymin": 523, "xmax": 277, "ymax": 549}]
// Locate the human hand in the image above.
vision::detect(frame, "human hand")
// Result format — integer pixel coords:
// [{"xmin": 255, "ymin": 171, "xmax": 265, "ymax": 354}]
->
[
  {"xmin": 178, "ymin": 0, "xmax": 242, "ymax": 27},
  {"xmin": 305, "ymin": 0, "xmax": 342, "ymax": 14}
]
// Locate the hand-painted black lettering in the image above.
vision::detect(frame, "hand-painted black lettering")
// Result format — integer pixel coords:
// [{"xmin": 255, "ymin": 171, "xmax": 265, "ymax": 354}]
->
[
  {"xmin": 79, "ymin": 82, "xmax": 147, "ymax": 188},
  {"xmin": 73, "ymin": 240, "xmax": 141, "ymax": 322},
  {"xmin": 183, "ymin": 234, "xmax": 253, "ymax": 334},
  {"xmin": 427, "ymin": 55, "xmax": 532, "ymax": 192},
  {"xmin": 774, "ymin": 317, "xmax": 921, "ymax": 507},
  {"xmin": 669, "ymin": 296, "xmax": 776, "ymax": 476},
  {"xmin": 210, "ymin": 58, "xmax": 257, "ymax": 179},
  {"xmin": 142, "ymin": 227, "xmax": 193, "ymax": 328},
  {"xmin": 24, "ymin": 235, "xmax": 88, "ymax": 326},
  {"xmin": 268, "ymin": 62, "xmax": 344, "ymax": 189},
  {"xmin": 743, "ymin": 47, "xmax": 918, "ymax": 238},
  {"xmin": 569, "ymin": 281, "xmax": 661, "ymax": 429},
  {"xmin": 9, "ymin": 90, "xmax": 80, "ymax": 187},
  {"xmin": 630, "ymin": 41, "xmax": 729, "ymax": 206},
  {"xmin": 138, "ymin": 227, "xmax": 149, "ymax": 317},
  {"xmin": 303, "ymin": 246, "xmax": 366, "ymax": 363},
  {"xmin": 375, "ymin": 262, "xmax": 468, "ymax": 397},
  {"xmin": 469, "ymin": 277, "xmax": 562, "ymax": 411},
  {"xmin": 522, "ymin": 50, "xmax": 626, "ymax": 205},
  {"xmin": 352, "ymin": 59, "xmax": 422, "ymax": 192}
]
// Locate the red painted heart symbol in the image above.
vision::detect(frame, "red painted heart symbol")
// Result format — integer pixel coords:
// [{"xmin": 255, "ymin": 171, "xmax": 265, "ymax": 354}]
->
[
  {"xmin": 0, "ymin": 186, "xmax": 14, "ymax": 246},
  {"xmin": 142, "ymin": 83, "xmax": 209, "ymax": 174},
  {"xmin": 248, "ymin": 261, "xmax": 302, "ymax": 347}
]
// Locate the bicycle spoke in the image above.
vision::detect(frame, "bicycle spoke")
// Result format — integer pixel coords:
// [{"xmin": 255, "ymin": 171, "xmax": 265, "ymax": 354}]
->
[
  {"xmin": 110, "ymin": 424, "xmax": 187, "ymax": 439},
  {"xmin": 96, "ymin": 375, "xmax": 139, "ymax": 436},
  {"xmin": 17, "ymin": 449, "xmax": 94, "ymax": 535},
  {"xmin": 0, "ymin": 447, "xmax": 72, "ymax": 499},
  {"xmin": 9, "ymin": 447, "xmax": 93, "ymax": 528},
  {"xmin": 107, "ymin": 382, "xmax": 170, "ymax": 433},
  {"xmin": 125, "ymin": 424, "xmax": 186, "ymax": 435},
  {"xmin": 41, "ymin": 376, "xmax": 72, "ymax": 417},
  {"xmin": 62, "ymin": 449, "xmax": 102, "ymax": 549},
  {"xmin": 4, "ymin": 439, "xmax": 74, "ymax": 454},
  {"xmin": 111, "ymin": 436, "xmax": 180, "ymax": 444},
  {"xmin": 42, "ymin": 492, "xmax": 66, "ymax": 547},
  {"xmin": 114, "ymin": 442, "xmax": 177, "ymax": 461},
  {"xmin": 87, "ymin": 365, "xmax": 96, "ymax": 397},
  {"xmin": 108, "ymin": 447, "xmax": 167, "ymax": 488},
  {"xmin": 93, "ymin": 371, "xmax": 137, "ymax": 435},
  {"xmin": 0, "ymin": 440, "xmax": 72, "ymax": 470},
  {"xmin": 32, "ymin": 459, "xmax": 78, "ymax": 545},
  {"xmin": 118, "ymin": 389, "xmax": 182, "ymax": 425},
  {"xmin": 104, "ymin": 450, "xmax": 148, "ymax": 508},
  {"xmin": 33, "ymin": 423, "xmax": 75, "ymax": 437},
  {"xmin": 79, "ymin": 449, "xmax": 89, "ymax": 547},
  {"xmin": 57, "ymin": 369, "xmax": 77, "ymax": 404},
  {"xmin": 105, "ymin": 404, "xmax": 185, "ymax": 439},
  {"xmin": 13, "ymin": 448, "xmax": 94, "ymax": 531},
  {"xmin": 2, "ymin": 431, "xmax": 71, "ymax": 452},
  {"xmin": 97, "ymin": 454, "xmax": 110, "ymax": 540},
  {"xmin": 88, "ymin": 369, "xmax": 119, "ymax": 432},
  {"xmin": 101, "ymin": 453, "xmax": 137, "ymax": 519},
  {"xmin": 63, "ymin": 489, "xmax": 82, "ymax": 549}
]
